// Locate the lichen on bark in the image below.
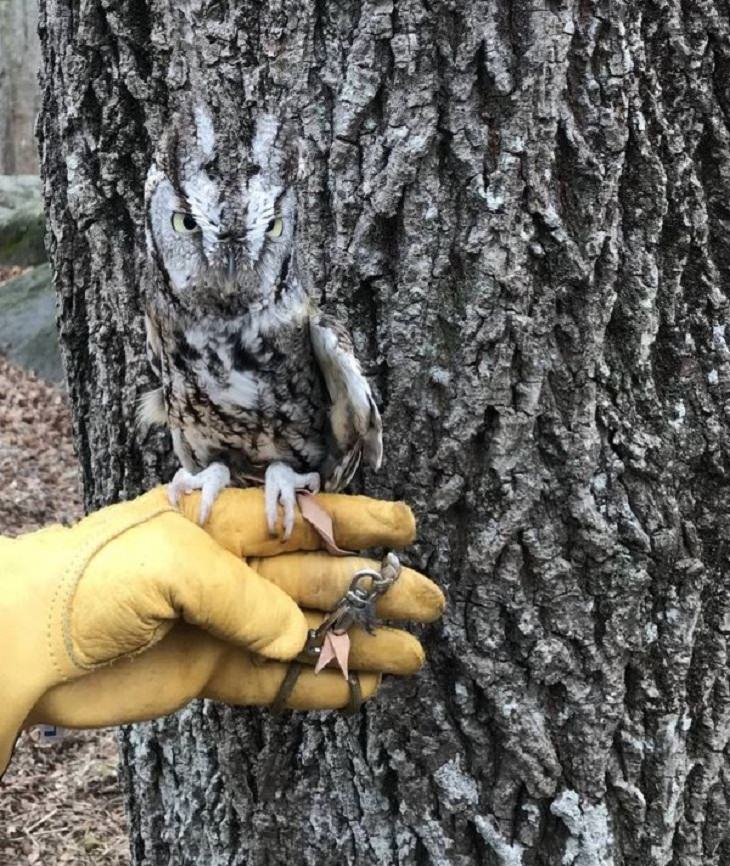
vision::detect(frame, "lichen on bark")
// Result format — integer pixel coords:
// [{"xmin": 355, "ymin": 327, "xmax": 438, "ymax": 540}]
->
[{"xmin": 38, "ymin": 1, "xmax": 730, "ymax": 864}]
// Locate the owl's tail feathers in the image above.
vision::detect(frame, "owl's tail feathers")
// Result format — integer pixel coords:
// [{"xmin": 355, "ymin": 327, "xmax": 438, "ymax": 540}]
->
[
  {"xmin": 324, "ymin": 397, "xmax": 382, "ymax": 493},
  {"xmin": 136, "ymin": 387, "xmax": 168, "ymax": 432},
  {"xmin": 362, "ymin": 394, "xmax": 383, "ymax": 470},
  {"xmin": 324, "ymin": 447, "xmax": 363, "ymax": 493}
]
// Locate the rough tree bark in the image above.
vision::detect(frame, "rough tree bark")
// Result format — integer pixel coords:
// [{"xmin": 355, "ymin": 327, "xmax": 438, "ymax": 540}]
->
[{"xmin": 38, "ymin": 1, "xmax": 730, "ymax": 864}]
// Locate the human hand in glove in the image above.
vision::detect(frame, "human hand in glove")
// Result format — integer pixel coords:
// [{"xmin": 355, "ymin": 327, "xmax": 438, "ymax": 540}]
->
[{"xmin": 0, "ymin": 487, "xmax": 444, "ymax": 777}]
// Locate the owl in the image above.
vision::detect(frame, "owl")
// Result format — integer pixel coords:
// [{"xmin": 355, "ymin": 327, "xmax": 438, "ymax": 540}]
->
[{"xmin": 139, "ymin": 104, "xmax": 382, "ymax": 537}]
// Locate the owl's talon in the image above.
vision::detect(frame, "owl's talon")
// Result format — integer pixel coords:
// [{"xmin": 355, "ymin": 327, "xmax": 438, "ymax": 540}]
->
[
  {"xmin": 281, "ymin": 490, "xmax": 296, "ymax": 540},
  {"xmin": 167, "ymin": 463, "xmax": 231, "ymax": 525},
  {"xmin": 300, "ymin": 472, "xmax": 321, "ymax": 495},
  {"xmin": 265, "ymin": 463, "xmax": 321, "ymax": 539},
  {"xmin": 167, "ymin": 472, "xmax": 184, "ymax": 508}
]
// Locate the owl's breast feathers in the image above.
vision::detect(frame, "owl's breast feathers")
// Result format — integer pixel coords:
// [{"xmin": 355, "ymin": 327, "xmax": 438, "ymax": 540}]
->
[{"xmin": 141, "ymin": 301, "xmax": 382, "ymax": 490}]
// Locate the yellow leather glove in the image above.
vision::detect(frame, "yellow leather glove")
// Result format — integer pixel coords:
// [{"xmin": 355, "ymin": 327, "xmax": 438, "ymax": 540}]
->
[{"xmin": 0, "ymin": 487, "xmax": 444, "ymax": 777}]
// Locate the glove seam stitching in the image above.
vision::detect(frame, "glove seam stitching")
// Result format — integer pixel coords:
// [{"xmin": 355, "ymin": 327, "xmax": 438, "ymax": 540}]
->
[{"xmin": 48, "ymin": 505, "xmax": 177, "ymax": 677}]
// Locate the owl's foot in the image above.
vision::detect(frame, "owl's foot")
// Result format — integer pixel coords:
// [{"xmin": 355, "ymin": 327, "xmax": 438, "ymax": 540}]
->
[
  {"xmin": 265, "ymin": 463, "xmax": 321, "ymax": 540},
  {"xmin": 168, "ymin": 463, "xmax": 231, "ymax": 525}
]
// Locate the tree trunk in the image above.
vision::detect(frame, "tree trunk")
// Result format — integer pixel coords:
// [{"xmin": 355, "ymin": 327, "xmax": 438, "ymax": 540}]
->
[
  {"xmin": 0, "ymin": 0, "xmax": 41, "ymax": 174},
  {"xmin": 38, "ymin": 1, "xmax": 730, "ymax": 864}
]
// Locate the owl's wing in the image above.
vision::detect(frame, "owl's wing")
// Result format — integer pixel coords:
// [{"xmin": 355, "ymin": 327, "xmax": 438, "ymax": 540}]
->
[
  {"xmin": 309, "ymin": 312, "xmax": 383, "ymax": 492},
  {"xmin": 137, "ymin": 312, "xmax": 169, "ymax": 431}
]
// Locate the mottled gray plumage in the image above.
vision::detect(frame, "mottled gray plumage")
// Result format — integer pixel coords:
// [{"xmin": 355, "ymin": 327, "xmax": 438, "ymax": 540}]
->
[{"xmin": 140, "ymin": 104, "xmax": 382, "ymax": 533}]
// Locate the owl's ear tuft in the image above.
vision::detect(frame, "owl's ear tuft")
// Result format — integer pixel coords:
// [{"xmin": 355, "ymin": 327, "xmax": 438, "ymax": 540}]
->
[
  {"xmin": 194, "ymin": 104, "xmax": 216, "ymax": 161},
  {"xmin": 296, "ymin": 137, "xmax": 312, "ymax": 184}
]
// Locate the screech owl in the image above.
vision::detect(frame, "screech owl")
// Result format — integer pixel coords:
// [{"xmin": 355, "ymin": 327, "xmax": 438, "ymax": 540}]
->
[{"xmin": 139, "ymin": 104, "xmax": 382, "ymax": 536}]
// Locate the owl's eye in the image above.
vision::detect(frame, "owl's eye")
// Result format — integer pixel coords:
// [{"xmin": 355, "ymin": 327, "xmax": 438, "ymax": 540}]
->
[
  {"xmin": 171, "ymin": 212, "xmax": 199, "ymax": 234},
  {"xmin": 266, "ymin": 217, "xmax": 284, "ymax": 239}
]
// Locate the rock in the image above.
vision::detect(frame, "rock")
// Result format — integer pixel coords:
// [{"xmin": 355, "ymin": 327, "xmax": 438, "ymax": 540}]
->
[
  {"xmin": 0, "ymin": 175, "xmax": 46, "ymax": 266},
  {"xmin": 0, "ymin": 264, "xmax": 62, "ymax": 381},
  {"xmin": 0, "ymin": 174, "xmax": 40, "ymax": 213}
]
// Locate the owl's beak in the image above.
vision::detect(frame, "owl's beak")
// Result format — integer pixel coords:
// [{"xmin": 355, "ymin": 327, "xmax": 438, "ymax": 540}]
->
[
  {"xmin": 202, "ymin": 244, "xmax": 257, "ymax": 297},
  {"xmin": 214, "ymin": 231, "xmax": 240, "ymax": 278},
  {"xmin": 199, "ymin": 230, "xmax": 258, "ymax": 297}
]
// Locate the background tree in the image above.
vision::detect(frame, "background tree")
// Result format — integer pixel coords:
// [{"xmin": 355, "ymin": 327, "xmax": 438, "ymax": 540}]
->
[
  {"xmin": 37, "ymin": 1, "xmax": 730, "ymax": 864},
  {"xmin": 0, "ymin": 0, "xmax": 41, "ymax": 174}
]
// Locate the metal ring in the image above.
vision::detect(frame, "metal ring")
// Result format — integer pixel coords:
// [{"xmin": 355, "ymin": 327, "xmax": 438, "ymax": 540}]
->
[{"xmin": 349, "ymin": 568, "xmax": 382, "ymax": 584}]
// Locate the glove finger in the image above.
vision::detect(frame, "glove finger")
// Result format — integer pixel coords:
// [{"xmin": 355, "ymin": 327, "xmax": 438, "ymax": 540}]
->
[
  {"xmin": 250, "ymin": 552, "xmax": 445, "ymax": 623},
  {"xmin": 26, "ymin": 626, "xmax": 223, "ymax": 729},
  {"xmin": 172, "ymin": 487, "xmax": 416, "ymax": 556},
  {"xmin": 207, "ymin": 656, "xmax": 380, "ymax": 710},
  {"xmin": 172, "ymin": 549, "xmax": 308, "ymax": 660},
  {"xmin": 27, "ymin": 626, "xmax": 381, "ymax": 727},
  {"xmin": 299, "ymin": 611, "xmax": 425, "ymax": 675},
  {"xmin": 73, "ymin": 514, "xmax": 307, "ymax": 666}
]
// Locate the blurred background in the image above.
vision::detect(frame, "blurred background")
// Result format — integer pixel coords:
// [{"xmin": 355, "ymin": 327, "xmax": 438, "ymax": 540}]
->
[
  {"xmin": 0, "ymin": 0, "xmax": 58, "ymax": 382},
  {"xmin": 1, "ymin": 0, "xmax": 41, "ymax": 175}
]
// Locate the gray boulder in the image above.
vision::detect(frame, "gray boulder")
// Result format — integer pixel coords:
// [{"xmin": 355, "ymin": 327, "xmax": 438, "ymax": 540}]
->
[
  {"xmin": 0, "ymin": 263, "xmax": 62, "ymax": 381},
  {"xmin": 0, "ymin": 175, "xmax": 46, "ymax": 266}
]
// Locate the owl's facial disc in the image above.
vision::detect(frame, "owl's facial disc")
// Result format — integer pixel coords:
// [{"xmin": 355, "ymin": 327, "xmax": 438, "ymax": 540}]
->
[
  {"xmin": 146, "ymin": 108, "xmax": 296, "ymax": 306},
  {"xmin": 147, "ymin": 173, "xmax": 293, "ymax": 303}
]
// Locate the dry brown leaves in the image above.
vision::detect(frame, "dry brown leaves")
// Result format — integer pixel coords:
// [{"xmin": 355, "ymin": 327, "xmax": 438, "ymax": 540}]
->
[
  {"xmin": 0, "ymin": 265, "xmax": 28, "ymax": 283},
  {"xmin": 0, "ymin": 356, "xmax": 83, "ymax": 536},
  {"xmin": 0, "ymin": 355, "xmax": 130, "ymax": 865},
  {"xmin": 0, "ymin": 732, "xmax": 130, "ymax": 866}
]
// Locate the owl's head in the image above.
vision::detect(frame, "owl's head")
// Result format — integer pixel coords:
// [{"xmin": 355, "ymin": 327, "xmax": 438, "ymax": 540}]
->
[{"xmin": 145, "ymin": 104, "xmax": 297, "ymax": 309}]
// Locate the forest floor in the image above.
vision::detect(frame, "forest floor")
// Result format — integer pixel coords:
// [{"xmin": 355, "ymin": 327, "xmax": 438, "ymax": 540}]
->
[{"xmin": 0, "ymin": 354, "xmax": 130, "ymax": 865}]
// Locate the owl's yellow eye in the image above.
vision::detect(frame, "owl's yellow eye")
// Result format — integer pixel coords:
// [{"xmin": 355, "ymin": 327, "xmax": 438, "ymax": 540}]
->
[
  {"xmin": 266, "ymin": 217, "xmax": 283, "ymax": 239},
  {"xmin": 171, "ymin": 212, "xmax": 199, "ymax": 234}
]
